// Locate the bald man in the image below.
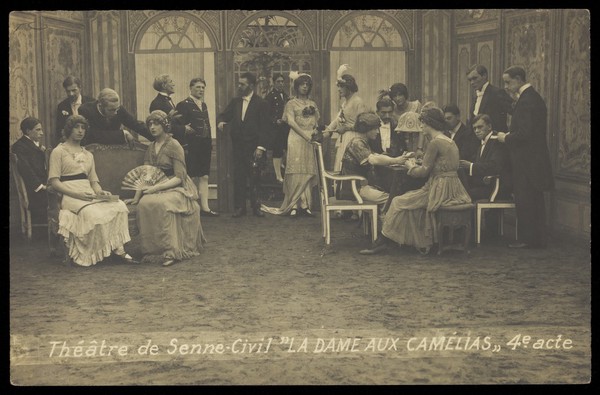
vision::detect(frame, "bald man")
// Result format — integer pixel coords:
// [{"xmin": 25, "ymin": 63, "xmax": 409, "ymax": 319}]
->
[{"xmin": 79, "ymin": 88, "xmax": 154, "ymax": 146}]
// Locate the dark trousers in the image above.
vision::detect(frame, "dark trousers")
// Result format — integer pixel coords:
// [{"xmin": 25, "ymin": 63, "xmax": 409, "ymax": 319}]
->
[
  {"xmin": 513, "ymin": 178, "xmax": 547, "ymax": 246},
  {"xmin": 232, "ymin": 141, "xmax": 264, "ymax": 210},
  {"xmin": 28, "ymin": 188, "xmax": 48, "ymax": 224},
  {"xmin": 271, "ymin": 124, "xmax": 289, "ymax": 158}
]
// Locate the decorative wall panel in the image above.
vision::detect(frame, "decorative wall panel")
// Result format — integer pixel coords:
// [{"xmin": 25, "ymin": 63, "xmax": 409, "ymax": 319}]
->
[
  {"xmin": 89, "ymin": 11, "xmax": 122, "ymax": 98},
  {"xmin": 421, "ymin": 11, "xmax": 451, "ymax": 104},
  {"xmin": 43, "ymin": 19, "xmax": 85, "ymax": 137},
  {"xmin": 557, "ymin": 9, "xmax": 590, "ymax": 179},
  {"xmin": 456, "ymin": 43, "xmax": 471, "ymax": 120},
  {"xmin": 505, "ymin": 10, "xmax": 551, "ymax": 103},
  {"xmin": 8, "ymin": 13, "xmax": 38, "ymax": 146}
]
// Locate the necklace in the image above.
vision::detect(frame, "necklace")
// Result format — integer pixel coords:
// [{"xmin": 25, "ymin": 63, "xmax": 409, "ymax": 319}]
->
[{"xmin": 63, "ymin": 144, "xmax": 86, "ymax": 164}]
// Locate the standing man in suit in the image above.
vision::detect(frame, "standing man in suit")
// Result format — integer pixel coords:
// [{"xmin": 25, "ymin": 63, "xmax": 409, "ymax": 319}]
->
[
  {"xmin": 497, "ymin": 66, "xmax": 554, "ymax": 248},
  {"xmin": 150, "ymin": 74, "xmax": 187, "ymax": 143},
  {"xmin": 265, "ymin": 73, "xmax": 289, "ymax": 183},
  {"xmin": 79, "ymin": 88, "xmax": 154, "ymax": 146},
  {"xmin": 370, "ymin": 97, "xmax": 405, "ymax": 157},
  {"xmin": 54, "ymin": 76, "xmax": 94, "ymax": 147},
  {"xmin": 175, "ymin": 77, "xmax": 219, "ymax": 217},
  {"xmin": 11, "ymin": 117, "xmax": 49, "ymax": 223},
  {"xmin": 443, "ymin": 104, "xmax": 479, "ymax": 161},
  {"xmin": 217, "ymin": 72, "xmax": 270, "ymax": 217},
  {"xmin": 466, "ymin": 64, "xmax": 513, "ymax": 133}
]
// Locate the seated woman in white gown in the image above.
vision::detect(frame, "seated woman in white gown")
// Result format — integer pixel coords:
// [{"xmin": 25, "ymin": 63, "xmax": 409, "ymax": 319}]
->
[{"xmin": 48, "ymin": 115, "xmax": 135, "ymax": 266}]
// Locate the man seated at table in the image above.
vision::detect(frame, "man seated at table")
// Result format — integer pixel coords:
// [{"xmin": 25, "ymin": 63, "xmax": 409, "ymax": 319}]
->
[
  {"xmin": 459, "ymin": 114, "xmax": 512, "ymax": 236},
  {"xmin": 458, "ymin": 114, "xmax": 512, "ymax": 200},
  {"xmin": 339, "ymin": 112, "xmax": 410, "ymax": 206},
  {"xmin": 369, "ymin": 97, "xmax": 405, "ymax": 157}
]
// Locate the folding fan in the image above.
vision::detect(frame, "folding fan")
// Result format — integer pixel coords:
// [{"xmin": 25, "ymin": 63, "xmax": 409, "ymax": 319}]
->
[{"xmin": 121, "ymin": 165, "xmax": 168, "ymax": 191}]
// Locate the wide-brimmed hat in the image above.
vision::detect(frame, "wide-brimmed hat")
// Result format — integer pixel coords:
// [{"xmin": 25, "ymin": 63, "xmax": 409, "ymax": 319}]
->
[{"xmin": 419, "ymin": 107, "xmax": 450, "ymax": 132}]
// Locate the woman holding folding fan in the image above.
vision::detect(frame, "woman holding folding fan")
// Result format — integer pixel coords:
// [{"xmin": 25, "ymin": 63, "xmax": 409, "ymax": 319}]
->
[{"xmin": 124, "ymin": 110, "xmax": 205, "ymax": 267}]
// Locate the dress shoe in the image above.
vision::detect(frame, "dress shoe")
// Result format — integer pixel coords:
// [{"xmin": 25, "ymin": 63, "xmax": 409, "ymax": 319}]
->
[
  {"xmin": 508, "ymin": 242, "xmax": 529, "ymax": 249},
  {"xmin": 232, "ymin": 208, "xmax": 246, "ymax": 218},
  {"xmin": 162, "ymin": 259, "xmax": 176, "ymax": 267},
  {"xmin": 359, "ymin": 243, "xmax": 388, "ymax": 255},
  {"xmin": 289, "ymin": 208, "xmax": 299, "ymax": 218},
  {"xmin": 359, "ymin": 237, "xmax": 389, "ymax": 255},
  {"xmin": 253, "ymin": 208, "xmax": 265, "ymax": 217},
  {"xmin": 300, "ymin": 208, "xmax": 315, "ymax": 217},
  {"xmin": 201, "ymin": 209, "xmax": 220, "ymax": 217},
  {"xmin": 115, "ymin": 253, "xmax": 140, "ymax": 264}
]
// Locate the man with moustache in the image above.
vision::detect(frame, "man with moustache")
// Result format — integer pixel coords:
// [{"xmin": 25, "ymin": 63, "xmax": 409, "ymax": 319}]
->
[
  {"xmin": 496, "ymin": 66, "xmax": 554, "ymax": 249},
  {"xmin": 466, "ymin": 64, "xmax": 513, "ymax": 133},
  {"xmin": 370, "ymin": 97, "xmax": 404, "ymax": 157},
  {"xmin": 54, "ymin": 76, "xmax": 94, "ymax": 147},
  {"xmin": 217, "ymin": 72, "xmax": 270, "ymax": 217}
]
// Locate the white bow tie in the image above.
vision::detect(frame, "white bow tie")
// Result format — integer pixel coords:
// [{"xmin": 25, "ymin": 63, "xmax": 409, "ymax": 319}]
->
[{"xmin": 476, "ymin": 90, "xmax": 484, "ymax": 97}]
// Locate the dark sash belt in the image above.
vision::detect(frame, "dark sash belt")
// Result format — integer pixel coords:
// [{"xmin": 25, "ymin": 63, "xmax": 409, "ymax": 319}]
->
[{"xmin": 60, "ymin": 173, "xmax": 87, "ymax": 182}]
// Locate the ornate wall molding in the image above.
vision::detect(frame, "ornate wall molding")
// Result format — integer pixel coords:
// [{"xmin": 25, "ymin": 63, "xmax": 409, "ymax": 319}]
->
[
  {"xmin": 455, "ymin": 9, "xmax": 500, "ymax": 25},
  {"xmin": 39, "ymin": 11, "xmax": 85, "ymax": 24}
]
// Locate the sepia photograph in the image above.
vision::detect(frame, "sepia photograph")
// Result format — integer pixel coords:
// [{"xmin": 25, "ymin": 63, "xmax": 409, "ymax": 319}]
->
[{"xmin": 8, "ymin": 9, "xmax": 591, "ymax": 386}]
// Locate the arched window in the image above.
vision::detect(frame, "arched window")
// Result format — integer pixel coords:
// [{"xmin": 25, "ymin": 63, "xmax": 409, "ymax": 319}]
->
[
  {"xmin": 331, "ymin": 14, "xmax": 405, "ymax": 49},
  {"xmin": 133, "ymin": 13, "xmax": 217, "ymax": 138},
  {"xmin": 233, "ymin": 14, "xmax": 311, "ymax": 99},
  {"xmin": 327, "ymin": 12, "xmax": 409, "ymax": 122}
]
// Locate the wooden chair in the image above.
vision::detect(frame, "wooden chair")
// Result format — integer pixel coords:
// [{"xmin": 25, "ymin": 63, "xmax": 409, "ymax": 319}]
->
[
  {"xmin": 475, "ymin": 175, "xmax": 517, "ymax": 245},
  {"xmin": 10, "ymin": 153, "xmax": 50, "ymax": 242},
  {"xmin": 312, "ymin": 142, "xmax": 378, "ymax": 245}
]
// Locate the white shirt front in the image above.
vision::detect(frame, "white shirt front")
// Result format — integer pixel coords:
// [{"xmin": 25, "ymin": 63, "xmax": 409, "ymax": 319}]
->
[
  {"xmin": 469, "ymin": 131, "xmax": 493, "ymax": 176},
  {"xmin": 189, "ymin": 95, "xmax": 203, "ymax": 110},
  {"xmin": 450, "ymin": 122, "xmax": 461, "ymax": 140},
  {"xmin": 516, "ymin": 83, "xmax": 532, "ymax": 101},
  {"xmin": 161, "ymin": 92, "xmax": 175, "ymax": 109},
  {"xmin": 71, "ymin": 94, "xmax": 82, "ymax": 115},
  {"xmin": 241, "ymin": 91, "xmax": 253, "ymax": 121},
  {"xmin": 473, "ymin": 81, "xmax": 490, "ymax": 116},
  {"xmin": 379, "ymin": 122, "xmax": 391, "ymax": 152}
]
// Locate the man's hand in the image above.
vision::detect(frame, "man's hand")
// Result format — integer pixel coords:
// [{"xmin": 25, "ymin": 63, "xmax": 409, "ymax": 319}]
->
[
  {"xmin": 459, "ymin": 160, "xmax": 472, "ymax": 169},
  {"xmin": 124, "ymin": 130, "xmax": 135, "ymax": 142},
  {"xmin": 254, "ymin": 148, "xmax": 264, "ymax": 159},
  {"xmin": 218, "ymin": 122, "xmax": 227, "ymax": 131},
  {"xmin": 496, "ymin": 132, "xmax": 507, "ymax": 143},
  {"xmin": 185, "ymin": 124, "xmax": 195, "ymax": 135}
]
